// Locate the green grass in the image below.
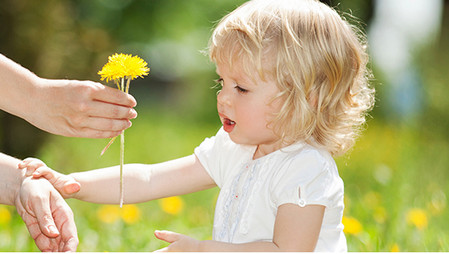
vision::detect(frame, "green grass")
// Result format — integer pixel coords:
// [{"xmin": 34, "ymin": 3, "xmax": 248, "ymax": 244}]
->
[{"xmin": 1, "ymin": 109, "xmax": 448, "ymax": 251}]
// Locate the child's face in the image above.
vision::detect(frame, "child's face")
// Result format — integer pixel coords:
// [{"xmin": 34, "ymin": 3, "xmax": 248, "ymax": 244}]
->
[{"xmin": 216, "ymin": 60, "xmax": 283, "ymax": 150}]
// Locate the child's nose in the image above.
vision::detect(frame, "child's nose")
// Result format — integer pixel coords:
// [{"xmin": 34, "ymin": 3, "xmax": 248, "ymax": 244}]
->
[{"xmin": 217, "ymin": 87, "xmax": 231, "ymax": 106}]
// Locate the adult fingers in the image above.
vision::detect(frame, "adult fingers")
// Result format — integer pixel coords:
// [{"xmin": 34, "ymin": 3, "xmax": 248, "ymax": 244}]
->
[
  {"xmin": 68, "ymin": 123, "xmax": 130, "ymax": 139},
  {"xmin": 51, "ymin": 194, "xmax": 79, "ymax": 252},
  {"xmin": 29, "ymin": 193, "xmax": 60, "ymax": 238},
  {"xmin": 61, "ymin": 237, "xmax": 79, "ymax": 252},
  {"xmin": 76, "ymin": 116, "xmax": 133, "ymax": 133},
  {"xmin": 92, "ymin": 85, "xmax": 137, "ymax": 107},
  {"xmin": 87, "ymin": 100, "xmax": 137, "ymax": 120}
]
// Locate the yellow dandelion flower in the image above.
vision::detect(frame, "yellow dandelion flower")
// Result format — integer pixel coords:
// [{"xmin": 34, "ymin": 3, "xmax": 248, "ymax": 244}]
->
[
  {"xmin": 159, "ymin": 196, "xmax": 184, "ymax": 215},
  {"xmin": 406, "ymin": 208, "xmax": 428, "ymax": 230},
  {"xmin": 97, "ymin": 53, "xmax": 149, "ymax": 207},
  {"xmin": 342, "ymin": 216, "xmax": 363, "ymax": 235},
  {"xmin": 390, "ymin": 243, "xmax": 400, "ymax": 252},
  {"xmin": 120, "ymin": 204, "xmax": 141, "ymax": 224},
  {"xmin": 98, "ymin": 53, "xmax": 149, "ymax": 82},
  {"xmin": 0, "ymin": 206, "xmax": 11, "ymax": 224},
  {"xmin": 97, "ymin": 205, "xmax": 121, "ymax": 224}
]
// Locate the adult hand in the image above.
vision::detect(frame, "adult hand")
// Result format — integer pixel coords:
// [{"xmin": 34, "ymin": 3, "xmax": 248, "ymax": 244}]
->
[
  {"xmin": 24, "ymin": 78, "xmax": 138, "ymax": 139},
  {"xmin": 15, "ymin": 177, "xmax": 78, "ymax": 252},
  {"xmin": 18, "ymin": 157, "xmax": 81, "ymax": 199}
]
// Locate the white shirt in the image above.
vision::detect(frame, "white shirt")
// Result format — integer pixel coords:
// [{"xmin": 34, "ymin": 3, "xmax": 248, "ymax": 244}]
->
[{"xmin": 194, "ymin": 128, "xmax": 347, "ymax": 252}]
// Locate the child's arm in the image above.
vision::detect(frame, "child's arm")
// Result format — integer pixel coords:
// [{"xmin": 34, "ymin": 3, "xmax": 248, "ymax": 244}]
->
[
  {"xmin": 20, "ymin": 155, "xmax": 216, "ymax": 204},
  {"xmin": 155, "ymin": 203, "xmax": 325, "ymax": 252}
]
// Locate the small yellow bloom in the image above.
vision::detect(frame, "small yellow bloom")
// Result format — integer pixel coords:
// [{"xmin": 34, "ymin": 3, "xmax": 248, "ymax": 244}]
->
[
  {"xmin": 0, "ymin": 206, "xmax": 11, "ymax": 224},
  {"xmin": 97, "ymin": 205, "xmax": 121, "ymax": 224},
  {"xmin": 159, "ymin": 196, "xmax": 184, "ymax": 215},
  {"xmin": 120, "ymin": 204, "xmax": 141, "ymax": 224},
  {"xmin": 406, "ymin": 208, "xmax": 428, "ymax": 230},
  {"xmin": 373, "ymin": 206, "xmax": 387, "ymax": 224},
  {"xmin": 390, "ymin": 243, "xmax": 400, "ymax": 252},
  {"xmin": 342, "ymin": 216, "xmax": 363, "ymax": 235},
  {"xmin": 98, "ymin": 53, "xmax": 149, "ymax": 82}
]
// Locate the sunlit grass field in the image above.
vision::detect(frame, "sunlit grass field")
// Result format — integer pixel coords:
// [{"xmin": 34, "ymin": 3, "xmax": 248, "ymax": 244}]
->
[{"xmin": 0, "ymin": 107, "xmax": 448, "ymax": 251}]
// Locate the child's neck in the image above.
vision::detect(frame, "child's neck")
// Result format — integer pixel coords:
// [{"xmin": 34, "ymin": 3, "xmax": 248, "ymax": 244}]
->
[{"xmin": 253, "ymin": 140, "xmax": 285, "ymax": 160}]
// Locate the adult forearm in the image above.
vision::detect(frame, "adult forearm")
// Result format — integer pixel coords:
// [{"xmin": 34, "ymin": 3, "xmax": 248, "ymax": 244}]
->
[
  {"xmin": 0, "ymin": 153, "xmax": 26, "ymax": 205},
  {"xmin": 0, "ymin": 53, "xmax": 39, "ymax": 119}
]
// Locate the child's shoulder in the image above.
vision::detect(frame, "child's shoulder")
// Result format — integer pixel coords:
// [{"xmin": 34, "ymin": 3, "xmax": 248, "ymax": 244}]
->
[
  {"xmin": 282, "ymin": 142, "xmax": 335, "ymax": 168},
  {"xmin": 271, "ymin": 142, "xmax": 339, "ymax": 184},
  {"xmin": 270, "ymin": 143, "xmax": 343, "ymax": 208}
]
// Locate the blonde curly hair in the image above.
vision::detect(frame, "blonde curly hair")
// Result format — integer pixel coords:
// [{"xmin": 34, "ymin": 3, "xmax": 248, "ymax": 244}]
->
[{"xmin": 209, "ymin": 0, "xmax": 375, "ymax": 156}]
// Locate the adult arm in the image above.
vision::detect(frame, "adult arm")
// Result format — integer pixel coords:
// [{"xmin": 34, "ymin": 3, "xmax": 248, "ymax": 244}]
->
[
  {"xmin": 0, "ymin": 53, "xmax": 137, "ymax": 139},
  {"xmin": 0, "ymin": 153, "xmax": 78, "ymax": 251}
]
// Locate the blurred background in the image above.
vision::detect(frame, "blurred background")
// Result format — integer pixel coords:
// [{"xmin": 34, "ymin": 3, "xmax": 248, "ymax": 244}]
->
[{"xmin": 0, "ymin": 0, "xmax": 448, "ymax": 251}]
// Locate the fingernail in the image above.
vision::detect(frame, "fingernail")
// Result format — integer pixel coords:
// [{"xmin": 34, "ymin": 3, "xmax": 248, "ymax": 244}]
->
[
  {"xmin": 48, "ymin": 225, "xmax": 59, "ymax": 235},
  {"xmin": 131, "ymin": 109, "xmax": 137, "ymax": 118}
]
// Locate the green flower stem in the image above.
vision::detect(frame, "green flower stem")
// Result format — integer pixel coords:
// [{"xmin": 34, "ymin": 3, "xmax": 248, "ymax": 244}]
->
[
  {"xmin": 119, "ymin": 131, "xmax": 125, "ymax": 207},
  {"xmin": 119, "ymin": 77, "xmax": 126, "ymax": 207}
]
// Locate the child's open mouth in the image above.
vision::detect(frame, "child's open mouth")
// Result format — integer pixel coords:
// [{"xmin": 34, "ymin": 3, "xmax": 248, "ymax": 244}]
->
[{"xmin": 222, "ymin": 117, "xmax": 236, "ymax": 133}]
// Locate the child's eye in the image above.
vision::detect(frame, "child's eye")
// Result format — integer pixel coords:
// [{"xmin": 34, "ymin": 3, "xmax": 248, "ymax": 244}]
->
[
  {"xmin": 214, "ymin": 78, "xmax": 224, "ymax": 86},
  {"xmin": 235, "ymin": 85, "xmax": 248, "ymax": 94}
]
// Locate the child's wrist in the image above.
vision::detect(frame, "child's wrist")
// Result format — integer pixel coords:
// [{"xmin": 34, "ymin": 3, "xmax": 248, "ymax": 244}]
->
[{"xmin": 67, "ymin": 173, "xmax": 81, "ymax": 200}]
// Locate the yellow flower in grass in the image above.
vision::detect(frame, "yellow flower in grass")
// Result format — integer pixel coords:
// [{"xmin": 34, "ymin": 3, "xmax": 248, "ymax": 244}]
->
[
  {"xmin": 120, "ymin": 204, "xmax": 141, "ymax": 224},
  {"xmin": 159, "ymin": 196, "xmax": 184, "ymax": 215},
  {"xmin": 97, "ymin": 205, "xmax": 121, "ymax": 224},
  {"xmin": 0, "ymin": 206, "xmax": 11, "ymax": 224},
  {"xmin": 406, "ymin": 208, "xmax": 428, "ymax": 230},
  {"xmin": 342, "ymin": 216, "xmax": 362, "ymax": 235},
  {"xmin": 390, "ymin": 243, "xmax": 400, "ymax": 252},
  {"xmin": 98, "ymin": 53, "xmax": 149, "ymax": 82}
]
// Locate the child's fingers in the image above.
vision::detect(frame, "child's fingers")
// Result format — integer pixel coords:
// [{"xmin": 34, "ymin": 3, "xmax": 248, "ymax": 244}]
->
[
  {"xmin": 18, "ymin": 158, "xmax": 46, "ymax": 176},
  {"xmin": 32, "ymin": 167, "xmax": 55, "ymax": 180},
  {"xmin": 17, "ymin": 160, "xmax": 29, "ymax": 169},
  {"xmin": 153, "ymin": 247, "xmax": 169, "ymax": 252},
  {"xmin": 154, "ymin": 230, "xmax": 181, "ymax": 243},
  {"xmin": 63, "ymin": 181, "xmax": 81, "ymax": 195}
]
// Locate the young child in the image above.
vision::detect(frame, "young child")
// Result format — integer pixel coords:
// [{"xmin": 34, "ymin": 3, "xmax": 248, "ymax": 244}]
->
[{"xmin": 19, "ymin": 0, "xmax": 374, "ymax": 251}]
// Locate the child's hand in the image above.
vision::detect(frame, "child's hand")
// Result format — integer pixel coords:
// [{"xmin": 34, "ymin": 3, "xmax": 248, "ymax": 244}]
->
[
  {"xmin": 154, "ymin": 230, "xmax": 201, "ymax": 252},
  {"xmin": 18, "ymin": 158, "xmax": 81, "ymax": 198}
]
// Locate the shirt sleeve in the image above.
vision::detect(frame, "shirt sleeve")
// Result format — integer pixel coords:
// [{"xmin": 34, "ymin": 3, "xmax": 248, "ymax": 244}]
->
[
  {"xmin": 194, "ymin": 128, "xmax": 227, "ymax": 188},
  {"xmin": 271, "ymin": 148, "xmax": 341, "ymax": 209}
]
